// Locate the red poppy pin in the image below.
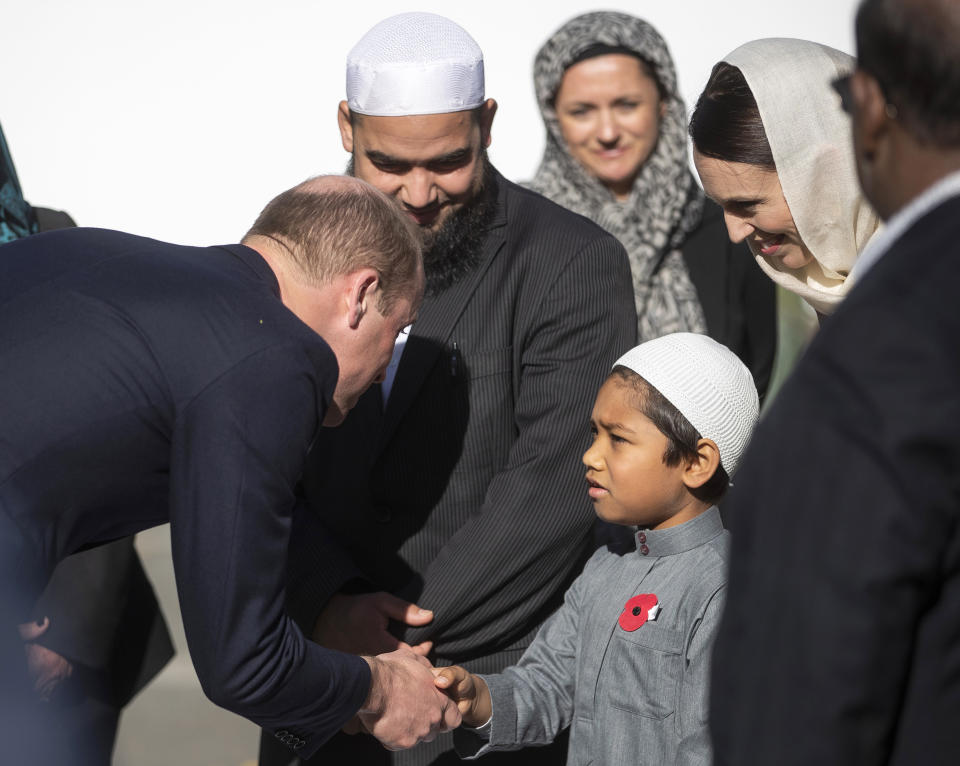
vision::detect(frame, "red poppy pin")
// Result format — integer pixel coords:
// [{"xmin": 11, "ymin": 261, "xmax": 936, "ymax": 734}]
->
[{"xmin": 618, "ymin": 593, "xmax": 661, "ymax": 632}]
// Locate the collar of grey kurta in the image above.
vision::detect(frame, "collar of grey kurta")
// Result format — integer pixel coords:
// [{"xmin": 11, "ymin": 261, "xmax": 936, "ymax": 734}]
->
[{"xmin": 634, "ymin": 506, "xmax": 723, "ymax": 558}]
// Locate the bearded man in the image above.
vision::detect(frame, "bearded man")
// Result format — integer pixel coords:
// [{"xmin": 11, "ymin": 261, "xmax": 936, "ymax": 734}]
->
[{"xmin": 259, "ymin": 13, "xmax": 636, "ymax": 766}]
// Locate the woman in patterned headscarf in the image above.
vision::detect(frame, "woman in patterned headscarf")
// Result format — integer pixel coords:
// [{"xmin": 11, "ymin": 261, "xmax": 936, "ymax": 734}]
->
[{"xmin": 530, "ymin": 11, "xmax": 776, "ymax": 397}]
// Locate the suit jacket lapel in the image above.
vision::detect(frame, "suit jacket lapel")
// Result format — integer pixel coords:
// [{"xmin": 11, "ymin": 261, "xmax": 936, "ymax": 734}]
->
[{"xmin": 378, "ymin": 181, "xmax": 508, "ymax": 452}]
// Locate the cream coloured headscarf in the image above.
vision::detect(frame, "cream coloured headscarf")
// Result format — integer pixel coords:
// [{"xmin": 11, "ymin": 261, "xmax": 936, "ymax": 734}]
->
[{"xmin": 723, "ymin": 38, "xmax": 882, "ymax": 315}]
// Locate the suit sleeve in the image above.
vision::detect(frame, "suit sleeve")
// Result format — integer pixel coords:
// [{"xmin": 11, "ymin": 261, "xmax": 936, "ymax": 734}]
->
[
  {"xmin": 168, "ymin": 343, "xmax": 370, "ymax": 759},
  {"xmin": 403, "ymin": 235, "xmax": 636, "ymax": 657},
  {"xmin": 32, "ymin": 538, "xmax": 145, "ymax": 668}
]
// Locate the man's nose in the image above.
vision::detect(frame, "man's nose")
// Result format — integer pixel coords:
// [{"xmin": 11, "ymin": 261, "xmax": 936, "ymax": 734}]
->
[{"xmin": 401, "ymin": 169, "xmax": 437, "ymax": 209}]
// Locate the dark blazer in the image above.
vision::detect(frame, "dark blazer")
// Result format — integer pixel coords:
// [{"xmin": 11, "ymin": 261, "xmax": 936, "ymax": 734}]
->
[
  {"xmin": 0, "ymin": 229, "xmax": 369, "ymax": 760},
  {"xmin": 682, "ymin": 200, "xmax": 777, "ymax": 401},
  {"xmin": 25, "ymin": 207, "xmax": 174, "ymax": 714},
  {"xmin": 272, "ymin": 170, "xmax": 636, "ymax": 766},
  {"xmin": 710, "ymin": 192, "xmax": 960, "ymax": 765}
]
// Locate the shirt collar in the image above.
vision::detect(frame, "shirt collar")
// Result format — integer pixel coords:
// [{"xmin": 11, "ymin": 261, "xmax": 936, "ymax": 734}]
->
[
  {"xmin": 633, "ymin": 506, "xmax": 724, "ymax": 559},
  {"xmin": 214, "ymin": 243, "xmax": 282, "ymax": 298},
  {"xmin": 851, "ymin": 169, "xmax": 960, "ymax": 283}
]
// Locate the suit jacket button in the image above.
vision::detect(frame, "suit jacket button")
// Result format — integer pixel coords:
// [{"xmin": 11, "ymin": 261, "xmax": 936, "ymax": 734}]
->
[
  {"xmin": 640, "ymin": 544, "xmax": 650, "ymax": 556},
  {"xmin": 373, "ymin": 505, "xmax": 392, "ymax": 524},
  {"xmin": 637, "ymin": 532, "xmax": 647, "ymax": 544}
]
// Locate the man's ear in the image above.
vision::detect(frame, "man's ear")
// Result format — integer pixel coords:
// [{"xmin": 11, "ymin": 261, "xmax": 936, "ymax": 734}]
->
[
  {"xmin": 345, "ymin": 267, "xmax": 380, "ymax": 329},
  {"xmin": 850, "ymin": 69, "xmax": 891, "ymax": 162},
  {"xmin": 682, "ymin": 438, "xmax": 721, "ymax": 490},
  {"xmin": 479, "ymin": 98, "xmax": 498, "ymax": 149},
  {"xmin": 338, "ymin": 101, "xmax": 355, "ymax": 153}
]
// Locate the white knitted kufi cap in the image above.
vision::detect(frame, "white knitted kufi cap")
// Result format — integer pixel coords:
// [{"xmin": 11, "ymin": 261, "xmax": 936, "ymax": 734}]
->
[
  {"xmin": 614, "ymin": 333, "xmax": 759, "ymax": 475},
  {"xmin": 346, "ymin": 13, "xmax": 485, "ymax": 117}
]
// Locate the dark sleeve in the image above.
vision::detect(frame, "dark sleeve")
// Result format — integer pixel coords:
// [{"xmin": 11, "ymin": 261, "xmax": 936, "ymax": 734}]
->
[
  {"xmin": 168, "ymin": 343, "xmax": 370, "ymax": 759},
  {"xmin": 729, "ymin": 241, "xmax": 777, "ymax": 402},
  {"xmin": 32, "ymin": 538, "xmax": 165, "ymax": 658},
  {"xmin": 683, "ymin": 203, "xmax": 777, "ymax": 401},
  {"xmin": 710, "ymin": 299, "xmax": 960, "ymax": 765},
  {"xmin": 33, "ymin": 207, "xmax": 77, "ymax": 232},
  {"xmin": 402, "ymin": 236, "xmax": 636, "ymax": 656},
  {"xmin": 284, "ymin": 499, "xmax": 370, "ymax": 632},
  {"xmin": 33, "ymin": 538, "xmax": 175, "ymax": 704}
]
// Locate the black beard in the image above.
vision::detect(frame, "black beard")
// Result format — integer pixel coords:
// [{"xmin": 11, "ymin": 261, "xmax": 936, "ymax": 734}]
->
[
  {"xmin": 421, "ymin": 164, "xmax": 497, "ymax": 295},
  {"xmin": 345, "ymin": 155, "xmax": 498, "ymax": 296}
]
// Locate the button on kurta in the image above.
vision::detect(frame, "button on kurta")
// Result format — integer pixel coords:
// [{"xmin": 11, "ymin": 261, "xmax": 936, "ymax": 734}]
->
[{"xmin": 640, "ymin": 544, "xmax": 650, "ymax": 555}]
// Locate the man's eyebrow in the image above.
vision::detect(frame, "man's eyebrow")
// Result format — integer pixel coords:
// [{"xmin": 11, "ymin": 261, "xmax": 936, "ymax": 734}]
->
[
  {"xmin": 364, "ymin": 147, "xmax": 473, "ymax": 167},
  {"xmin": 429, "ymin": 147, "xmax": 472, "ymax": 165},
  {"xmin": 365, "ymin": 149, "xmax": 409, "ymax": 166}
]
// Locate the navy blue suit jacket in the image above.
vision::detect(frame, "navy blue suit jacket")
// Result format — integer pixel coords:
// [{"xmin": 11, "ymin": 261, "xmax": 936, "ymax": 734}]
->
[{"xmin": 0, "ymin": 228, "xmax": 368, "ymax": 758}]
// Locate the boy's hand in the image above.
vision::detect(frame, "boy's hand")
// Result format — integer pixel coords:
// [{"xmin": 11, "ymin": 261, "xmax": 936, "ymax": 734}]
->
[
  {"xmin": 433, "ymin": 666, "xmax": 492, "ymax": 728},
  {"xmin": 359, "ymin": 646, "xmax": 460, "ymax": 750}
]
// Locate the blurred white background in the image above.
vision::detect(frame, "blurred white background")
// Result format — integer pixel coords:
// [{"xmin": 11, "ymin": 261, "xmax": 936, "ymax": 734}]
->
[{"xmin": 5, "ymin": 1, "xmax": 858, "ymax": 247}]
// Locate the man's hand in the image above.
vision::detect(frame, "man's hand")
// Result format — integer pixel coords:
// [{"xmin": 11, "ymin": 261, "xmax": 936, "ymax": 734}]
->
[
  {"xmin": 312, "ymin": 592, "xmax": 433, "ymax": 657},
  {"xmin": 433, "ymin": 665, "xmax": 491, "ymax": 728},
  {"xmin": 358, "ymin": 646, "xmax": 461, "ymax": 750},
  {"xmin": 17, "ymin": 617, "xmax": 73, "ymax": 701}
]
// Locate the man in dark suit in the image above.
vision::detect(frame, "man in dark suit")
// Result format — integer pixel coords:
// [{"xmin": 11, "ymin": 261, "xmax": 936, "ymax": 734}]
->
[
  {"xmin": 1, "ymin": 119, "xmax": 174, "ymax": 765},
  {"xmin": 0, "ymin": 175, "xmax": 465, "ymax": 764},
  {"xmin": 261, "ymin": 14, "xmax": 636, "ymax": 766},
  {"xmin": 709, "ymin": 1, "xmax": 960, "ymax": 764}
]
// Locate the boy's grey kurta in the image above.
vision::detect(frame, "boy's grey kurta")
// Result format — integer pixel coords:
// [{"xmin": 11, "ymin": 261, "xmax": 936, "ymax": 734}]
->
[{"xmin": 455, "ymin": 508, "xmax": 728, "ymax": 765}]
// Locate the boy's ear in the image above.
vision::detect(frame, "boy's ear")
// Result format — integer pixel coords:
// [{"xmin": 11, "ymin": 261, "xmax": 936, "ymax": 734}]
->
[{"xmin": 682, "ymin": 438, "xmax": 721, "ymax": 489}]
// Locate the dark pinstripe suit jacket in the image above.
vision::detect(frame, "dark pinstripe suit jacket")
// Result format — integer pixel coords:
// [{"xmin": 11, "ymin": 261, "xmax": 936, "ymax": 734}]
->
[{"xmin": 282, "ymin": 169, "xmax": 636, "ymax": 765}]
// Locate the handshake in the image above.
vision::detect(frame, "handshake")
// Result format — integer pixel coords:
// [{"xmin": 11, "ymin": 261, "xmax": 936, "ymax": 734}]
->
[
  {"xmin": 356, "ymin": 646, "xmax": 492, "ymax": 750},
  {"xmin": 314, "ymin": 590, "xmax": 494, "ymax": 751}
]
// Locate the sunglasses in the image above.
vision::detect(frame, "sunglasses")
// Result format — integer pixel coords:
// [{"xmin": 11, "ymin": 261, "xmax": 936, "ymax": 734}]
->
[
  {"xmin": 831, "ymin": 74, "xmax": 854, "ymax": 114},
  {"xmin": 832, "ymin": 71, "xmax": 899, "ymax": 120}
]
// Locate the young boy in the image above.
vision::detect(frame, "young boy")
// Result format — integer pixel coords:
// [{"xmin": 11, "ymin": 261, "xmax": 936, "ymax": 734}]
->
[{"xmin": 434, "ymin": 332, "xmax": 759, "ymax": 765}]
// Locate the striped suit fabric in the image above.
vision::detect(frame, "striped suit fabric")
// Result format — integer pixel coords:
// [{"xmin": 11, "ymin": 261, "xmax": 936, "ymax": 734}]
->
[{"xmin": 262, "ymin": 169, "xmax": 636, "ymax": 766}]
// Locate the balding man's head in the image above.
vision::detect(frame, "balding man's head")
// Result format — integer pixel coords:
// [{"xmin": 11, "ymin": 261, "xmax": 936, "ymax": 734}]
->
[
  {"xmin": 244, "ymin": 175, "xmax": 422, "ymax": 314},
  {"xmin": 856, "ymin": 0, "xmax": 960, "ymax": 147}
]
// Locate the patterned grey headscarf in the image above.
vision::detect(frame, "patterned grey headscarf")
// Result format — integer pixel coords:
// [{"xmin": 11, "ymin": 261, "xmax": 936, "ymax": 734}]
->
[{"xmin": 530, "ymin": 12, "xmax": 707, "ymax": 341}]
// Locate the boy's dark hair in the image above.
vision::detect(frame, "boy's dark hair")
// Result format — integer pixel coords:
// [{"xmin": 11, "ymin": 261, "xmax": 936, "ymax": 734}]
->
[
  {"xmin": 689, "ymin": 61, "xmax": 776, "ymax": 170},
  {"xmin": 611, "ymin": 366, "xmax": 730, "ymax": 504}
]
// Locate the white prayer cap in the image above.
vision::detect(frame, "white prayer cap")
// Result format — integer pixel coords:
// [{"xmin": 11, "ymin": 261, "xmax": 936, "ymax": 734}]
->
[
  {"xmin": 614, "ymin": 333, "xmax": 759, "ymax": 475},
  {"xmin": 346, "ymin": 12, "xmax": 485, "ymax": 117}
]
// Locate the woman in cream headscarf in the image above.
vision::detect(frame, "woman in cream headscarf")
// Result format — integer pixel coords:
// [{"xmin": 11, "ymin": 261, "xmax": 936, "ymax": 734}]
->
[
  {"xmin": 530, "ymin": 11, "xmax": 776, "ymax": 397},
  {"xmin": 690, "ymin": 38, "xmax": 882, "ymax": 317}
]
